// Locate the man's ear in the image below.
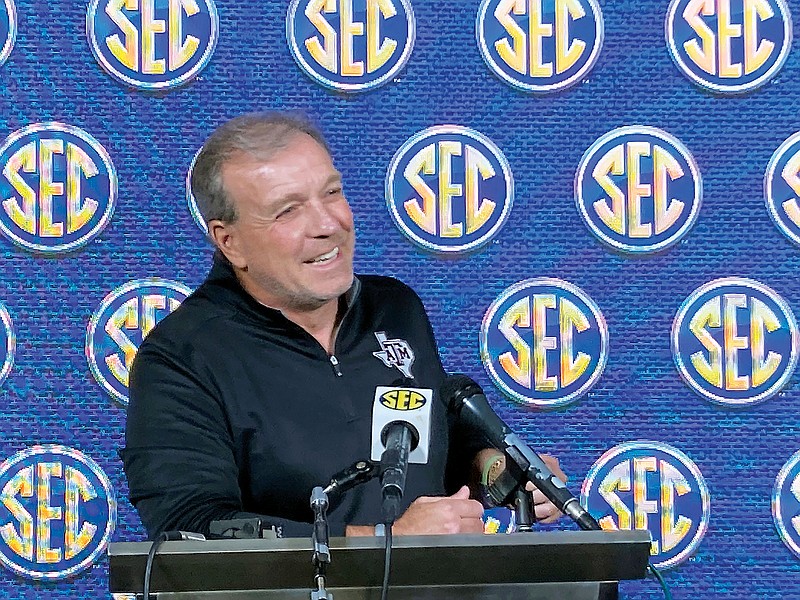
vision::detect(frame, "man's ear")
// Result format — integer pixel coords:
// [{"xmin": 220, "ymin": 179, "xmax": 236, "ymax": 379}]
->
[{"xmin": 208, "ymin": 220, "xmax": 247, "ymax": 269}]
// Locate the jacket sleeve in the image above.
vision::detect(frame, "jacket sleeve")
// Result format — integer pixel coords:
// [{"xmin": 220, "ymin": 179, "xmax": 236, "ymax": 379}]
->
[{"xmin": 121, "ymin": 341, "xmax": 315, "ymax": 540}]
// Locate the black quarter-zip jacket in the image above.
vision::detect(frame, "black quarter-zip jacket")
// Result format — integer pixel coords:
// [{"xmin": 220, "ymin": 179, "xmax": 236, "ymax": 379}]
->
[{"xmin": 122, "ymin": 256, "xmax": 479, "ymax": 539}]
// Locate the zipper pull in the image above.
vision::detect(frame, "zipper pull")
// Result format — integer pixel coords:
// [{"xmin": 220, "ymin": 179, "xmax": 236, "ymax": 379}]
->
[{"xmin": 329, "ymin": 355, "xmax": 343, "ymax": 377}]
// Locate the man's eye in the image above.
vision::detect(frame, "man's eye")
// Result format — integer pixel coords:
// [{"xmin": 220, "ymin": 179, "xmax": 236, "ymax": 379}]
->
[
  {"xmin": 328, "ymin": 187, "xmax": 343, "ymax": 196},
  {"xmin": 276, "ymin": 206, "xmax": 296, "ymax": 219}
]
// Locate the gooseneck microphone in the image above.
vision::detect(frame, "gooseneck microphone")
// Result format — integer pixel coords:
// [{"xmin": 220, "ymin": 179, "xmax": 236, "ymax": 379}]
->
[{"xmin": 440, "ymin": 374, "xmax": 601, "ymax": 531}]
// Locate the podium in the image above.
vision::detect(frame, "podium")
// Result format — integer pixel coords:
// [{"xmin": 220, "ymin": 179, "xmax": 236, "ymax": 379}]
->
[{"xmin": 108, "ymin": 530, "xmax": 651, "ymax": 599}]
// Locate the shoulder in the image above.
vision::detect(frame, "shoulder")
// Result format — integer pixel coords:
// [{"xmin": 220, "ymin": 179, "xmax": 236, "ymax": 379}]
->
[{"xmin": 357, "ymin": 275, "xmax": 422, "ymax": 303}]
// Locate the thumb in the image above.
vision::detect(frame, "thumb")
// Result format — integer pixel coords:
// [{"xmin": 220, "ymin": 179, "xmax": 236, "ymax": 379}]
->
[{"xmin": 449, "ymin": 485, "xmax": 471, "ymax": 500}]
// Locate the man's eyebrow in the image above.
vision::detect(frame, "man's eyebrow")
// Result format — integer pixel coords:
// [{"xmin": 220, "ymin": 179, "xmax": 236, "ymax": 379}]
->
[{"xmin": 325, "ymin": 172, "xmax": 343, "ymax": 186}]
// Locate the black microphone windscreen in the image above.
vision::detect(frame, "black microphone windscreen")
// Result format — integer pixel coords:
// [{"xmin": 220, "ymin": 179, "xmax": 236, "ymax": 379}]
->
[{"xmin": 440, "ymin": 374, "xmax": 483, "ymax": 412}]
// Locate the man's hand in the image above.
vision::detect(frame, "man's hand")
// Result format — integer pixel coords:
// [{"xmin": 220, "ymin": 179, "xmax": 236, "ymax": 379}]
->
[
  {"xmin": 392, "ymin": 485, "xmax": 485, "ymax": 535},
  {"xmin": 526, "ymin": 453, "xmax": 567, "ymax": 523}
]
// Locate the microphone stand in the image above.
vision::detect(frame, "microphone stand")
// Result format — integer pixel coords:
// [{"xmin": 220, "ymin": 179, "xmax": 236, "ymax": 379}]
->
[
  {"xmin": 308, "ymin": 460, "xmax": 380, "ymax": 600},
  {"xmin": 310, "ymin": 487, "xmax": 332, "ymax": 600}
]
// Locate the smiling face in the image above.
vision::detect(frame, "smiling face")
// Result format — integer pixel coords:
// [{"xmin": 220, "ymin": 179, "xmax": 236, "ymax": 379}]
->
[{"xmin": 209, "ymin": 133, "xmax": 355, "ymax": 313}]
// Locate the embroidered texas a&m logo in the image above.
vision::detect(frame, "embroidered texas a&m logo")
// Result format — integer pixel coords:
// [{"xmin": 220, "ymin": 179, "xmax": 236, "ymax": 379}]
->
[{"xmin": 372, "ymin": 331, "xmax": 415, "ymax": 378}]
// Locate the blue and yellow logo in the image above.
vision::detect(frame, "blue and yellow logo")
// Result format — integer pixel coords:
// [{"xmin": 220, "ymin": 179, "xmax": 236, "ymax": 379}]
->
[
  {"xmin": 0, "ymin": 123, "xmax": 116, "ymax": 254},
  {"xmin": 0, "ymin": 301, "xmax": 13, "ymax": 388},
  {"xmin": 476, "ymin": 0, "xmax": 603, "ymax": 93},
  {"xmin": 86, "ymin": 0, "xmax": 219, "ymax": 90},
  {"xmin": 581, "ymin": 441, "xmax": 710, "ymax": 569},
  {"xmin": 86, "ymin": 278, "xmax": 192, "ymax": 405},
  {"xmin": 0, "ymin": 0, "xmax": 16, "ymax": 67},
  {"xmin": 379, "ymin": 388, "xmax": 427, "ymax": 411},
  {"xmin": 576, "ymin": 126, "xmax": 701, "ymax": 254},
  {"xmin": 386, "ymin": 126, "xmax": 513, "ymax": 254},
  {"xmin": 287, "ymin": 0, "xmax": 415, "ymax": 92},
  {"xmin": 480, "ymin": 278, "xmax": 607, "ymax": 407},
  {"xmin": 666, "ymin": 0, "xmax": 792, "ymax": 93},
  {"xmin": 185, "ymin": 147, "xmax": 207, "ymax": 234},
  {"xmin": 773, "ymin": 449, "xmax": 800, "ymax": 560},
  {"xmin": 765, "ymin": 131, "xmax": 800, "ymax": 246},
  {"xmin": 672, "ymin": 278, "xmax": 798, "ymax": 406},
  {"xmin": 0, "ymin": 445, "xmax": 116, "ymax": 580}
]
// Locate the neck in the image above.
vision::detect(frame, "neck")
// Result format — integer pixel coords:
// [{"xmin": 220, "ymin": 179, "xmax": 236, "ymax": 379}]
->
[{"xmin": 281, "ymin": 300, "xmax": 342, "ymax": 354}]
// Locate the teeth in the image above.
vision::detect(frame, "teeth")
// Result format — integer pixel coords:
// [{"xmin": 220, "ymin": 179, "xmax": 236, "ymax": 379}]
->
[{"xmin": 309, "ymin": 247, "xmax": 339, "ymax": 264}]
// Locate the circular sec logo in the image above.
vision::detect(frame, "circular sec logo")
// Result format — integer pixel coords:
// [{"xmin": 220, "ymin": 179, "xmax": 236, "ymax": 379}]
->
[
  {"xmin": 0, "ymin": 300, "xmax": 14, "ymax": 387},
  {"xmin": 765, "ymin": 131, "xmax": 800, "ymax": 246},
  {"xmin": 0, "ymin": 445, "xmax": 116, "ymax": 580},
  {"xmin": 386, "ymin": 126, "xmax": 514, "ymax": 254},
  {"xmin": 581, "ymin": 441, "xmax": 710, "ymax": 569},
  {"xmin": 477, "ymin": 0, "xmax": 603, "ymax": 92},
  {"xmin": 576, "ymin": 126, "xmax": 702, "ymax": 254},
  {"xmin": 87, "ymin": 0, "xmax": 219, "ymax": 90},
  {"xmin": 666, "ymin": 0, "xmax": 792, "ymax": 93},
  {"xmin": 0, "ymin": 123, "xmax": 117, "ymax": 254},
  {"xmin": 480, "ymin": 279, "xmax": 607, "ymax": 408},
  {"xmin": 86, "ymin": 278, "xmax": 192, "ymax": 405},
  {"xmin": 185, "ymin": 147, "xmax": 207, "ymax": 235},
  {"xmin": 672, "ymin": 278, "xmax": 798, "ymax": 406},
  {"xmin": 287, "ymin": 0, "xmax": 415, "ymax": 92},
  {"xmin": 773, "ymin": 449, "xmax": 800, "ymax": 559},
  {"xmin": 0, "ymin": 0, "xmax": 17, "ymax": 67}
]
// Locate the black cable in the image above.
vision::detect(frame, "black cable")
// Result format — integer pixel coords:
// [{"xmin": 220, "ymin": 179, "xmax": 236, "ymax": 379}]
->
[
  {"xmin": 380, "ymin": 523, "xmax": 393, "ymax": 600},
  {"xmin": 143, "ymin": 532, "xmax": 169, "ymax": 600},
  {"xmin": 648, "ymin": 561, "xmax": 672, "ymax": 600}
]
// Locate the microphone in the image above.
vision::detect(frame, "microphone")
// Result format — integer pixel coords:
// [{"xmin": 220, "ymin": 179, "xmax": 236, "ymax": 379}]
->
[
  {"xmin": 370, "ymin": 386, "xmax": 433, "ymax": 523},
  {"xmin": 440, "ymin": 374, "xmax": 600, "ymax": 531}
]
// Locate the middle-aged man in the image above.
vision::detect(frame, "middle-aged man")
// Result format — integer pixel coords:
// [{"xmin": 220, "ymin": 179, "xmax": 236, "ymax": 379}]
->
[{"xmin": 122, "ymin": 112, "xmax": 564, "ymax": 539}]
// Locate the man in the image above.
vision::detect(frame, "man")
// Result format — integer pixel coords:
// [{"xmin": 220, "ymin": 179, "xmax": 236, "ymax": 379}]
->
[{"xmin": 122, "ymin": 112, "xmax": 563, "ymax": 539}]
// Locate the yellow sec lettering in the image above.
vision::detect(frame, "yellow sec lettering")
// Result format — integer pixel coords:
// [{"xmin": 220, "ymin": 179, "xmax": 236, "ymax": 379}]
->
[
  {"xmin": 497, "ymin": 294, "xmax": 592, "ymax": 391},
  {"xmin": 64, "ymin": 467, "xmax": 98, "ymax": 560},
  {"xmin": 2, "ymin": 141, "xmax": 100, "ymax": 238},
  {"xmin": 683, "ymin": 0, "xmax": 776, "ymax": 77},
  {"xmin": 689, "ymin": 294, "xmax": 783, "ymax": 390},
  {"xmin": 0, "ymin": 466, "xmax": 34, "ymax": 561},
  {"xmin": 306, "ymin": 0, "xmax": 338, "ymax": 74},
  {"xmin": 380, "ymin": 390, "xmax": 398, "ymax": 408},
  {"xmin": 104, "ymin": 0, "xmax": 201, "ymax": 73},
  {"xmin": 494, "ymin": 0, "xmax": 586, "ymax": 77},
  {"xmin": 780, "ymin": 149, "xmax": 800, "ymax": 227},
  {"xmin": 2, "ymin": 141, "xmax": 38, "ymax": 235},
  {"xmin": 633, "ymin": 457, "xmax": 659, "ymax": 554},
  {"xmin": 403, "ymin": 142, "xmax": 496, "ymax": 238},
  {"xmin": 339, "ymin": 0, "xmax": 364, "ymax": 76},
  {"xmin": 660, "ymin": 460, "xmax": 692, "ymax": 553},
  {"xmin": 169, "ymin": 0, "xmax": 201, "ymax": 71},
  {"xmin": 597, "ymin": 460, "xmax": 631, "ymax": 531},
  {"xmin": 106, "ymin": 0, "xmax": 140, "ymax": 71},
  {"xmin": 36, "ymin": 463, "xmax": 62, "ymax": 564},
  {"xmin": 367, "ymin": 0, "xmax": 397, "ymax": 73},
  {"xmin": 592, "ymin": 142, "xmax": 684, "ymax": 238}
]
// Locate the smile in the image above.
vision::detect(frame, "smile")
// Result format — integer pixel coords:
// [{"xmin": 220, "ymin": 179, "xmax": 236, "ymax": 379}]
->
[{"xmin": 307, "ymin": 247, "xmax": 339, "ymax": 264}]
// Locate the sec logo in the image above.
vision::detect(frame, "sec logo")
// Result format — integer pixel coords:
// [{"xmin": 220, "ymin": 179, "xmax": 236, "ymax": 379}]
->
[
  {"xmin": 0, "ymin": 123, "xmax": 116, "ymax": 254},
  {"xmin": 386, "ymin": 126, "xmax": 513, "ymax": 253},
  {"xmin": 86, "ymin": 0, "xmax": 219, "ymax": 90},
  {"xmin": 0, "ymin": 445, "xmax": 116, "ymax": 580},
  {"xmin": 86, "ymin": 278, "xmax": 192, "ymax": 405},
  {"xmin": 672, "ymin": 278, "xmax": 798, "ymax": 406},
  {"xmin": 185, "ymin": 147, "xmax": 207, "ymax": 234},
  {"xmin": 477, "ymin": 0, "xmax": 603, "ymax": 92},
  {"xmin": 576, "ymin": 126, "xmax": 701, "ymax": 254},
  {"xmin": 0, "ymin": 0, "xmax": 16, "ymax": 67},
  {"xmin": 480, "ymin": 278, "xmax": 607, "ymax": 407},
  {"xmin": 0, "ymin": 301, "xmax": 13, "ymax": 387},
  {"xmin": 765, "ymin": 131, "xmax": 800, "ymax": 246},
  {"xmin": 666, "ymin": 0, "xmax": 792, "ymax": 93},
  {"xmin": 581, "ymin": 442, "xmax": 709, "ymax": 569},
  {"xmin": 287, "ymin": 0, "xmax": 415, "ymax": 92},
  {"xmin": 773, "ymin": 449, "xmax": 800, "ymax": 560}
]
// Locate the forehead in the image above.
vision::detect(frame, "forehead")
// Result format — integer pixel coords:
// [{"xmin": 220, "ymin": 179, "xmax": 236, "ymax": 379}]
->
[{"xmin": 221, "ymin": 134, "xmax": 339, "ymax": 205}]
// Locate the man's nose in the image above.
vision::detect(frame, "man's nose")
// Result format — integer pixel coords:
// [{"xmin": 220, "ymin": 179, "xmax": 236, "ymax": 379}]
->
[{"xmin": 307, "ymin": 199, "xmax": 340, "ymax": 236}]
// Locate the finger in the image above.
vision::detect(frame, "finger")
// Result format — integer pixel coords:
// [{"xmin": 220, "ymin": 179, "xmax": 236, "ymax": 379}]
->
[
  {"xmin": 460, "ymin": 517, "xmax": 486, "ymax": 534},
  {"xmin": 534, "ymin": 501, "xmax": 562, "ymax": 522},
  {"xmin": 449, "ymin": 498, "xmax": 485, "ymax": 518},
  {"xmin": 448, "ymin": 485, "xmax": 471, "ymax": 500},
  {"xmin": 540, "ymin": 454, "xmax": 568, "ymax": 483}
]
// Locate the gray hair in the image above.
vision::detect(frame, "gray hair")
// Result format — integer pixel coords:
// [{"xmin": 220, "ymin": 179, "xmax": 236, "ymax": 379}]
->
[{"xmin": 190, "ymin": 112, "xmax": 331, "ymax": 224}]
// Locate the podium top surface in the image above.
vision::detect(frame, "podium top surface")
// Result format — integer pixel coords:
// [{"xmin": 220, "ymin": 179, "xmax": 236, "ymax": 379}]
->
[{"xmin": 108, "ymin": 530, "xmax": 651, "ymax": 593}]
